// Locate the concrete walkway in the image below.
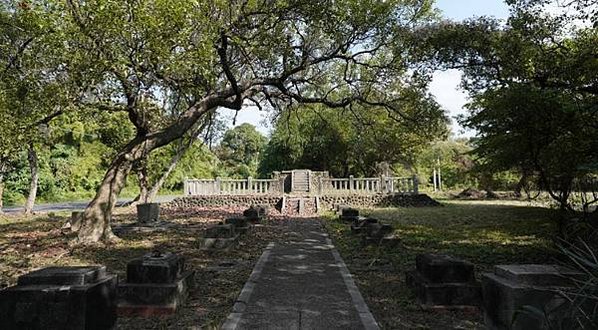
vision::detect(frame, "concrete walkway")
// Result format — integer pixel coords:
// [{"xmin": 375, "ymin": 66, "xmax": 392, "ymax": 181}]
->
[
  {"xmin": 1, "ymin": 195, "xmax": 178, "ymax": 214},
  {"xmin": 222, "ymin": 220, "xmax": 379, "ymax": 330}
]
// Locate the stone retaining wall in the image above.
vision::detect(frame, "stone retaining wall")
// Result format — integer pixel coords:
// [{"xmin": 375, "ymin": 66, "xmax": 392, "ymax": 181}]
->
[
  {"xmin": 319, "ymin": 194, "xmax": 441, "ymax": 209},
  {"xmin": 163, "ymin": 194, "xmax": 440, "ymax": 211},
  {"xmin": 164, "ymin": 195, "xmax": 282, "ymax": 209}
]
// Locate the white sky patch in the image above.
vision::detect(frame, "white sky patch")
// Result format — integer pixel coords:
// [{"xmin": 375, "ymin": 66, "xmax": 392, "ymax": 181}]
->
[
  {"xmin": 429, "ymin": 69, "xmax": 476, "ymax": 138},
  {"xmin": 219, "ymin": 105, "xmax": 272, "ymax": 136},
  {"xmin": 224, "ymin": 69, "xmax": 477, "ymax": 139}
]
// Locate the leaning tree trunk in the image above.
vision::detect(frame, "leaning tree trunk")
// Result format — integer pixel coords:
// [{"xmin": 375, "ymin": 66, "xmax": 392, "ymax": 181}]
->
[
  {"xmin": 77, "ymin": 153, "xmax": 134, "ymax": 243},
  {"xmin": 76, "ymin": 137, "xmax": 151, "ymax": 243},
  {"xmin": 136, "ymin": 165, "xmax": 150, "ymax": 205},
  {"xmin": 24, "ymin": 144, "xmax": 39, "ymax": 215},
  {"xmin": 77, "ymin": 98, "xmax": 216, "ymax": 243},
  {"xmin": 0, "ymin": 172, "xmax": 4, "ymax": 214}
]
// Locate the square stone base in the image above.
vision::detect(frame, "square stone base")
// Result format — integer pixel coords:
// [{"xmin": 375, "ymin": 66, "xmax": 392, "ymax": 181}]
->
[
  {"xmin": 362, "ymin": 235, "xmax": 401, "ymax": 248},
  {"xmin": 117, "ymin": 270, "xmax": 195, "ymax": 317},
  {"xmin": 406, "ymin": 271, "xmax": 481, "ymax": 308},
  {"xmin": 200, "ymin": 234, "xmax": 240, "ymax": 250},
  {"xmin": 137, "ymin": 203, "xmax": 160, "ymax": 224},
  {"xmin": 482, "ymin": 271, "xmax": 574, "ymax": 330},
  {"xmin": 0, "ymin": 275, "xmax": 117, "ymax": 330}
]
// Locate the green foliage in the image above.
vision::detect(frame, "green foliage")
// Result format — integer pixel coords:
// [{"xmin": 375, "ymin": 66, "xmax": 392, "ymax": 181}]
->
[
  {"xmin": 259, "ymin": 97, "xmax": 447, "ymax": 177},
  {"xmin": 415, "ymin": 139, "xmax": 476, "ymax": 189},
  {"xmin": 325, "ymin": 200, "xmax": 558, "ymax": 328},
  {"xmin": 418, "ymin": 2, "xmax": 598, "ymax": 206},
  {"xmin": 216, "ymin": 124, "xmax": 267, "ymax": 178}
]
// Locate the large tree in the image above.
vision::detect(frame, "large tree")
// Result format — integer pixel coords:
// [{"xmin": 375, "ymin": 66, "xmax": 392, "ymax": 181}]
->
[
  {"xmin": 56, "ymin": 0, "xmax": 441, "ymax": 243},
  {"xmin": 420, "ymin": 0, "xmax": 598, "ymax": 218},
  {"xmin": 259, "ymin": 95, "xmax": 447, "ymax": 177},
  {"xmin": 3, "ymin": 0, "xmax": 439, "ymax": 243},
  {"xmin": 217, "ymin": 123, "xmax": 267, "ymax": 177},
  {"xmin": 0, "ymin": 1, "xmax": 81, "ymax": 213}
]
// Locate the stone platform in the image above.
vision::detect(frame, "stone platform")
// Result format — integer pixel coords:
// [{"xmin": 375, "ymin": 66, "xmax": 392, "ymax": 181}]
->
[
  {"xmin": 406, "ymin": 254, "xmax": 481, "ymax": 309},
  {"xmin": 482, "ymin": 264, "xmax": 585, "ymax": 330},
  {"xmin": 118, "ymin": 251, "xmax": 195, "ymax": 316},
  {"xmin": 0, "ymin": 266, "xmax": 117, "ymax": 330}
]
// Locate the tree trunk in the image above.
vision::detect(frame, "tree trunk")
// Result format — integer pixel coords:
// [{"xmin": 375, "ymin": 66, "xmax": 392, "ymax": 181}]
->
[
  {"xmin": 24, "ymin": 144, "xmax": 39, "ymax": 215},
  {"xmin": 77, "ymin": 98, "xmax": 216, "ymax": 243},
  {"xmin": 0, "ymin": 173, "xmax": 4, "ymax": 214},
  {"xmin": 77, "ymin": 152, "xmax": 134, "ymax": 243},
  {"xmin": 137, "ymin": 165, "xmax": 149, "ymax": 204}
]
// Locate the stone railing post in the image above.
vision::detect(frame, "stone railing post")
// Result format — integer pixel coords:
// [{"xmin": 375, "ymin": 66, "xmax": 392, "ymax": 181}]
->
[
  {"xmin": 349, "ymin": 175, "xmax": 354, "ymax": 192},
  {"xmin": 318, "ymin": 176, "xmax": 323, "ymax": 195},
  {"xmin": 183, "ymin": 178, "xmax": 189, "ymax": 196},
  {"xmin": 215, "ymin": 177, "xmax": 222, "ymax": 195},
  {"xmin": 380, "ymin": 176, "xmax": 385, "ymax": 193},
  {"xmin": 413, "ymin": 175, "xmax": 419, "ymax": 195},
  {"xmin": 247, "ymin": 176, "xmax": 253, "ymax": 194}
]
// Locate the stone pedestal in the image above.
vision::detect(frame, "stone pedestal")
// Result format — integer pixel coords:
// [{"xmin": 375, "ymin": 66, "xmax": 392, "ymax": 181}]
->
[
  {"xmin": 225, "ymin": 217, "xmax": 251, "ymax": 234},
  {"xmin": 118, "ymin": 252, "xmax": 195, "ymax": 316},
  {"xmin": 335, "ymin": 204, "xmax": 351, "ymax": 215},
  {"xmin": 361, "ymin": 222, "xmax": 399, "ymax": 246},
  {"xmin": 406, "ymin": 254, "xmax": 481, "ymax": 308},
  {"xmin": 137, "ymin": 203, "xmax": 160, "ymax": 224},
  {"xmin": 243, "ymin": 205, "xmax": 267, "ymax": 223},
  {"xmin": 201, "ymin": 223, "xmax": 240, "ymax": 250},
  {"xmin": 482, "ymin": 264, "xmax": 584, "ymax": 330},
  {"xmin": 350, "ymin": 217, "xmax": 378, "ymax": 234},
  {"xmin": 0, "ymin": 266, "xmax": 117, "ymax": 330},
  {"xmin": 339, "ymin": 207, "xmax": 359, "ymax": 222}
]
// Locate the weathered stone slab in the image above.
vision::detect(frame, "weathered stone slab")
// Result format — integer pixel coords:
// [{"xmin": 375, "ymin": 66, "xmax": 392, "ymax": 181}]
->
[
  {"xmin": 365, "ymin": 222, "xmax": 393, "ymax": 239},
  {"xmin": 205, "ymin": 223, "xmax": 236, "ymax": 238},
  {"xmin": 17, "ymin": 266, "xmax": 107, "ymax": 286},
  {"xmin": 126, "ymin": 251, "xmax": 184, "ymax": 284},
  {"xmin": 243, "ymin": 205, "xmax": 267, "ymax": 223},
  {"xmin": 406, "ymin": 254, "xmax": 481, "ymax": 308},
  {"xmin": 0, "ymin": 266, "xmax": 117, "ymax": 330},
  {"xmin": 339, "ymin": 207, "xmax": 360, "ymax": 222},
  {"xmin": 225, "ymin": 217, "xmax": 251, "ymax": 232},
  {"xmin": 118, "ymin": 252, "xmax": 194, "ymax": 317},
  {"xmin": 118, "ymin": 270, "xmax": 194, "ymax": 316},
  {"xmin": 350, "ymin": 217, "xmax": 377, "ymax": 234},
  {"xmin": 201, "ymin": 223, "xmax": 240, "ymax": 250},
  {"xmin": 482, "ymin": 264, "xmax": 585, "ymax": 330},
  {"xmin": 406, "ymin": 270, "xmax": 481, "ymax": 307},
  {"xmin": 137, "ymin": 203, "xmax": 160, "ymax": 223},
  {"xmin": 493, "ymin": 264, "xmax": 584, "ymax": 286},
  {"xmin": 416, "ymin": 253, "xmax": 475, "ymax": 284}
]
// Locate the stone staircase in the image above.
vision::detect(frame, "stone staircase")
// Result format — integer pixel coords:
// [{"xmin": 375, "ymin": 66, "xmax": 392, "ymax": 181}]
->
[
  {"xmin": 291, "ymin": 170, "xmax": 310, "ymax": 193},
  {"xmin": 281, "ymin": 196, "xmax": 319, "ymax": 216}
]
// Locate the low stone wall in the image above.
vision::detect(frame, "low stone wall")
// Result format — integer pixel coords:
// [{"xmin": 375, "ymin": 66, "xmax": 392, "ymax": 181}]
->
[
  {"xmin": 164, "ymin": 195, "xmax": 282, "ymax": 209},
  {"xmin": 319, "ymin": 194, "xmax": 441, "ymax": 209},
  {"xmin": 163, "ymin": 193, "xmax": 440, "ymax": 211}
]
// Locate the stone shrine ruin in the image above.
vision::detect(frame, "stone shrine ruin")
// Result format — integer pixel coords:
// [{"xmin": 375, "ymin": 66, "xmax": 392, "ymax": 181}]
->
[
  {"xmin": 174, "ymin": 169, "xmax": 425, "ymax": 214},
  {"xmin": 406, "ymin": 254, "xmax": 482, "ymax": 309},
  {"xmin": 0, "ymin": 266, "xmax": 118, "ymax": 330},
  {"xmin": 482, "ymin": 264, "xmax": 586, "ymax": 330},
  {"xmin": 118, "ymin": 251, "xmax": 195, "ymax": 316}
]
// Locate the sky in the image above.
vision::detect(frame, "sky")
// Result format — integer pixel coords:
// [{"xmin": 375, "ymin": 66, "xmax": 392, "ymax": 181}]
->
[{"xmin": 222, "ymin": 0, "xmax": 512, "ymax": 137}]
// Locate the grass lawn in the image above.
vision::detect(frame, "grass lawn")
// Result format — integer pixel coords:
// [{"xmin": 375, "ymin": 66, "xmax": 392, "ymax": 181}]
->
[
  {"xmin": 325, "ymin": 199, "xmax": 562, "ymax": 329},
  {"xmin": 0, "ymin": 206, "xmax": 287, "ymax": 329}
]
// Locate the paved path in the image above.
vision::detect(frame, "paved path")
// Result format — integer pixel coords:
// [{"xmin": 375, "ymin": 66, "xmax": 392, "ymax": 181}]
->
[
  {"xmin": 1, "ymin": 195, "xmax": 179, "ymax": 214},
  {"xmin": 222, "ymin": 220, "xmax": 379, "ymax": 330}
]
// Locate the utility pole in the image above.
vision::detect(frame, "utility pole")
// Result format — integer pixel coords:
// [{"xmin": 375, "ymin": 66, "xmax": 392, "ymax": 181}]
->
[{"xmin": 436, "ymin": 157, "xmax": 442, "ymax": 192}]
